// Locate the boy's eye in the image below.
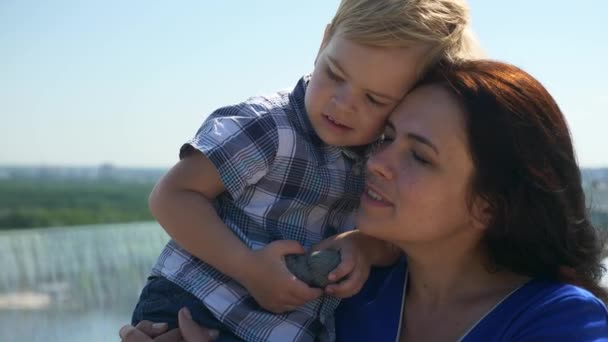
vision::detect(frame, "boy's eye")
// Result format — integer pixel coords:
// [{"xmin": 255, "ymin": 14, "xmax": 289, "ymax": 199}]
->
[{"xmin": 326, "ymin": 67, "xmax": 343, "ymax": 82}]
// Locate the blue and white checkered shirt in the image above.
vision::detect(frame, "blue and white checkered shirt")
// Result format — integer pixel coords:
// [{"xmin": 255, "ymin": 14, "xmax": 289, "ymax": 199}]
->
[{"xmin": 151, "ymin": 76, "xmax": 365, "ymax": 342}]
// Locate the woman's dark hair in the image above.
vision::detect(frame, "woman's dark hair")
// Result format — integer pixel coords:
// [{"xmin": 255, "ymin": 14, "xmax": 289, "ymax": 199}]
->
[{"xmin": 420, "ymin": 60, "xmax": 607, "ymax": 301}]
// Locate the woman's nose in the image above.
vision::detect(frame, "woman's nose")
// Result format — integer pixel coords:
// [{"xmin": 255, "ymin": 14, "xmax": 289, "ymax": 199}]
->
[{"xmin": 366, "ymin": 145, "xmax": 394, "ymax": 181}]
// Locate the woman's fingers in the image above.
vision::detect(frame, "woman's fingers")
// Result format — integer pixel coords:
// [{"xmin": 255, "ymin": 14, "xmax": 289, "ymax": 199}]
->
[
  {"xmin": 135, "ymin": 321, "xmax": 169, "ymax": 338},
  {"xmin": 178, "ymin": 307, "xmax": 220, "ymax": 342},
  {"xmin": 119, "ymin": 325, "xmax": 153, "ymax": 342},
  {"xmin": 119, "ymin": 321, "xmax": 182, "ymax": 342}
]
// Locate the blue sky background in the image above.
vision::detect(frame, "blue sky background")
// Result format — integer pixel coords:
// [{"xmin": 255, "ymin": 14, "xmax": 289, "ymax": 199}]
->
[{"xmin": 1, "ymin": 0, "xmax": 606, "ymax": 168}]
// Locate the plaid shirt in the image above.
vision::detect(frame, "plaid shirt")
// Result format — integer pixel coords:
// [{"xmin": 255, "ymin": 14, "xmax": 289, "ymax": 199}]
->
[{"xmin": 151, "ymin": 76, "xmax": 365, "ymax": 342}]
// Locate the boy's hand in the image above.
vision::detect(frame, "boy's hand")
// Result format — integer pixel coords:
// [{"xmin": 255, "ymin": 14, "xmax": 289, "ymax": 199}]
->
[
  {"xmin": 313, "ymin": 230, "xmax": 400, "ymax": 299},
  {"xmin": 312, "ymin": 231, "xmax": 371, "ymax": 298},
  {"xmin": 241, "ymin": 240, "xmax": 323, "ymax": 314}
]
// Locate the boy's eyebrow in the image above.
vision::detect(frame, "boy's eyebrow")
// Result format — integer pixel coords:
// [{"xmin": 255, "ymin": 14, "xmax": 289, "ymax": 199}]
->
[
  {"xmin": 386, "ymin": 121, "xmax": 439, "ymax": 155},
  {"xmin": 327, "ymin": 55, "xmax": 400, "ymax": 102}
]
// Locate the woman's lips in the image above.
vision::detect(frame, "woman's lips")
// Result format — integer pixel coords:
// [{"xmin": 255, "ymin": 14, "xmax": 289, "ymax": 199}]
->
[{"xmin": 361, "ymin": 185, "xmax": 393, "ymax": 208}]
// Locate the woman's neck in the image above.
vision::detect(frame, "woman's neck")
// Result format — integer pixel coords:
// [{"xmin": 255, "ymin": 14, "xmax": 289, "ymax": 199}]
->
[
  {"xmin": 407, "ymin": 247, "xmax": 489, "ymax": 306},
  {"xmin": 401, "ymin": 238, "xmax": 525, "ymax": 309},
  {"xmin": 396, "ymin": 236, "xmax": 530, "ymax": 342}
]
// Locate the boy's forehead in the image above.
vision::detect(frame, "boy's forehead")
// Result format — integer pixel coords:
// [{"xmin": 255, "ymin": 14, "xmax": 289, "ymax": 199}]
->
[
  {"xmin": 326, "ymin": 30, "xmax": 431, "ymax": 54},
  {"xmin": 323, "ymin": 35, "xmax": 429, "ymax": 98},
  {"xmin": 325, "ymin": 55, "xmax": 400, "ymax": 102}
]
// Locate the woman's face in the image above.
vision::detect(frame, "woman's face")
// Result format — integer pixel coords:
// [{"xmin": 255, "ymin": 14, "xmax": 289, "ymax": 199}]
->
[{"xmin": 356, "ymin": 84, "xmax": 481, "ymax": 247}]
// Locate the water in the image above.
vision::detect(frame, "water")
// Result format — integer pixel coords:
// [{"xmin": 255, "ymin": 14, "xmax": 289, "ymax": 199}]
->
[
  {"xmin": 0, "ymin": 222, "xmax": 169, "ymax": 342},
  {"xmin": 1, "ymin": 222, "xmax": 607, "ymax": 342}
]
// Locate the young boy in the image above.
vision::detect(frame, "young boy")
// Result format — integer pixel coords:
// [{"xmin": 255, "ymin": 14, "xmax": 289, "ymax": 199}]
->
[{"xmin": 132, "ymin": 1, "xmax": 477, "ymax": 341}]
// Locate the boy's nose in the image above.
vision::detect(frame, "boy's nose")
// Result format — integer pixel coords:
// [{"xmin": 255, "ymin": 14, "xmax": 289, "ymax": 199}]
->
[{"xmin": 332, "ymin": 85, "xmax": 356, "ymax": 114}]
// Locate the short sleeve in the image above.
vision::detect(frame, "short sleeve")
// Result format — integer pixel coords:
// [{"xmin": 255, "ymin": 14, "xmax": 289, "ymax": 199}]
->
[
  {"xmin": 512, "ymin": 292, "xmax": 608, "ymax": 341},
  {"xmin": 180, "ymin": 102, "xmax": 279, "ymax": 199}
]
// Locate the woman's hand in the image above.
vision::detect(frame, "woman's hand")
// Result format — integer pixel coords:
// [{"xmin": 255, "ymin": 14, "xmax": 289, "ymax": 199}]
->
[{"xmin": 119, "ymin": 308, "xmax": 219, "ymax": 342}]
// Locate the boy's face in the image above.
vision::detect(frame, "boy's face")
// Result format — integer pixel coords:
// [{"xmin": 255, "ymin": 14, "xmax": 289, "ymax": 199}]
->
[{"xmin": 305, "ymin": 31, "xmax": 430, "ymax": 147}]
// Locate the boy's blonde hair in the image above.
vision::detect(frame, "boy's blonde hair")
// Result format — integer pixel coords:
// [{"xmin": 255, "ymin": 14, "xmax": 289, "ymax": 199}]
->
[{"xmin": 327, "ymin": 0, "xmax": 482, "ymax": 67}]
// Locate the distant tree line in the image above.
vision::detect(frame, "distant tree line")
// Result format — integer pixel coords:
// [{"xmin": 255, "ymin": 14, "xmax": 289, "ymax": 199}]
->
[
  {"xmin": 0, "ymin": 179, "xmax": 607, "ymax": 230},
  {"xmin": 586, "ymin": 186, "xmax": 608, "ymax": 230},
  {"xmin": 0, "ymin": 179, "xmax": 155, "ymax": 229},
  {"xmin": 591, "ymin": 211, "xmax": 608, "ymax": 230}
]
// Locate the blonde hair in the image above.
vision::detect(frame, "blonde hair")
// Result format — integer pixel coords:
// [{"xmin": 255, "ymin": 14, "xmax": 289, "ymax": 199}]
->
[{"xmin": 327, "ymin": 0, "xmax": 483, "ymax": 67}]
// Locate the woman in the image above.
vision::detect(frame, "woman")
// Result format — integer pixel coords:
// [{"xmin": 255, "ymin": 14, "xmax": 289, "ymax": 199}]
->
[
  {"xmin": 335, "ymin": 60, "xmax": 608, "ymax": 341},
  {"xmin": 120, "ymin": 60, "xmax": 608, "ymax": 341}
]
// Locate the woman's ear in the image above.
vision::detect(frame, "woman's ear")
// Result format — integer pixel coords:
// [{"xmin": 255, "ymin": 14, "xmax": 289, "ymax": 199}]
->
[{"xmin": 470, "ymin": 196, "xmax": 492, "ymax": 231}]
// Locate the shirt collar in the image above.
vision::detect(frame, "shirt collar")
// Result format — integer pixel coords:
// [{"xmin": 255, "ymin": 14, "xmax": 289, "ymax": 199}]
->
[{"xmin": 288, "ymin": 75, "xmax": 321, "ymax": 144}]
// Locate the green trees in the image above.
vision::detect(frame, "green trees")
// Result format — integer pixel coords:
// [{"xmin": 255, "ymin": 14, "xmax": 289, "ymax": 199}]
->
[
  {"xmin": 587, "ymin": 186, "xmax": 608, "ymax": 230},
  {"xmin": 0, "ymin": 179, "xmax": 154, "ymax": 229},
  {"xmin": 1, "ymin": 178, "xmax": 607, "ymax": 230}
]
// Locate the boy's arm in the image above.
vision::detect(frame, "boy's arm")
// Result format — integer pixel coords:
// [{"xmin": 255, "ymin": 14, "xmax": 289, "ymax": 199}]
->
[
  {"xmin": 149, "ymin": 152, "xmax": 255, "ymax": 283},
  {"xmin": 356, "ymin": 232, "xmax": 401, "ymax": 267},
  {"xmin": 150, "ymin": 151, "xmax": 321, "ymax": 312},
  {"xmin": 313, "ymin": 230, "xmax": 401, "ymax": 298},
  {"xmin": 314, "ymin": 230, "xmax": 400, "ymax": 266}
]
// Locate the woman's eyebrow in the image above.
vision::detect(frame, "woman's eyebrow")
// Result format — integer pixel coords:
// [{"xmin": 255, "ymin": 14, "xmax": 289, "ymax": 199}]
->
[
  {"xmin": 408, "ymin": 133, "xmax": 439, "ymax": 155},
  {"xmin": 386, "ymin": 121, "xmax": 439, "ymax": 154}
]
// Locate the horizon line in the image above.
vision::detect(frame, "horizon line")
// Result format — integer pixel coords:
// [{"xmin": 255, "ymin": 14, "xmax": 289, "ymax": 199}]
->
[{"xmin": 1, "ymin": 163, "xmax": 607, "ymax": 171}]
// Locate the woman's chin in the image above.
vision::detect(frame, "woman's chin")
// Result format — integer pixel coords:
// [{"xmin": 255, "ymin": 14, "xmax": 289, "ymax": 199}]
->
[{"xmin": 355, "ymin": 213, "xmax": 382, "ymax": 236}]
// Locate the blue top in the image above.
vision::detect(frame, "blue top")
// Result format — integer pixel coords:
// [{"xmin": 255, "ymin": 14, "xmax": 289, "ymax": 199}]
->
[
  {"xmin": 335, "ymin": 258, "xmax": 608, "ymax": 341},
  {"xmin": 151, "ymin": 76, "xmax": 365, "ymax": 342}
]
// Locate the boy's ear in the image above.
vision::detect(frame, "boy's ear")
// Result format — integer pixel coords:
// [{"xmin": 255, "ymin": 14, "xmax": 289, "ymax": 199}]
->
[{"xmin": 314, "ymin": 24, "xmax": 332, "ymax": 65}]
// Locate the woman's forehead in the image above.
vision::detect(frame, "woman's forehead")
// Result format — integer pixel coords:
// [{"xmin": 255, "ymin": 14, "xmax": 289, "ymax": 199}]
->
[
  {"xmin": 391, "ymin": 85, "xmax": 465, "ymax": 131},
  {"xmin": 389, "ymin": 85, "xmax": 471, "ymax": 157}
]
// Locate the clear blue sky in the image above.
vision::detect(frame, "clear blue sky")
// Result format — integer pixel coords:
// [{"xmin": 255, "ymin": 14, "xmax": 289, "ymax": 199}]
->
[{"xmin": 1, "ymin": 0, "xmax": 606, "ymax": 168}]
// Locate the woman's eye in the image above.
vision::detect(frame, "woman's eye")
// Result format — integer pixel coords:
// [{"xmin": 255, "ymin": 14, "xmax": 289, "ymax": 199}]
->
[
  {"xmin": 378, "ymin": 133, "xmax": 392, "ymax": 143},
  {"xmin": 375, "ymin": 135, "xmax": 393, "ymax": 149},
  {"xmin": 366, "ymin": 94, "xmax": 385, "ymax": 106},
  {"xmin": 369, "ymin": 137, "xmax": 390, "ymax": 155},
  {"xmin": 411, "ymin": 151, "xmax": 430, "ymax": 166}
]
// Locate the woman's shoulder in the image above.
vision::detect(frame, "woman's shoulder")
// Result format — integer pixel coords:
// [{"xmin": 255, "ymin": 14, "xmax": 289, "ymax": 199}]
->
[
  {"xmin": 510, "ymin": 281, "xmax": 608, "ymax": 340},
  {"xmin": 466, "ymin": 279, "xmax": 608, "ymax": 341},
  {"xmin": 518, "ymin": 280, "xmax": 607, "ymax": 318}
]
